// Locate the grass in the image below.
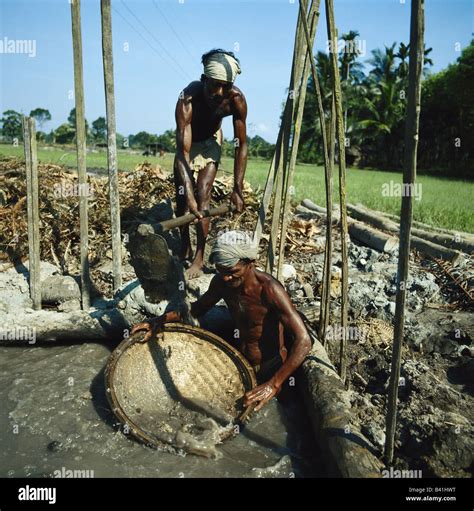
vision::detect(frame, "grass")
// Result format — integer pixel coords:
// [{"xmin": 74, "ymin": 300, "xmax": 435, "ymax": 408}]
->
[{"xmin": 1, "ymin": 143, "xmax": 472, "ymax": 233}]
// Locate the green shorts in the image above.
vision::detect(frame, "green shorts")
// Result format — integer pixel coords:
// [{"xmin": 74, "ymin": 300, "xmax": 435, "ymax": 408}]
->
[{"xmin": 189, "ymin": 129, "xmax": 222, "ymax": 172}]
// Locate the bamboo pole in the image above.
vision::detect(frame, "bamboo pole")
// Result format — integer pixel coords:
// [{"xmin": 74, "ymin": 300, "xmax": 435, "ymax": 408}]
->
[
  {"xmin": 385, "ymin": 0, "xmax": 425, "ymax": 466},
  {"xmin": 266, "ymin": 102, "xmax": 292, "ymax": 273},
  {"xmin": 325, "ymin": 1, "xmax": 349, "ymax": 383},
  {"xmin": 71, "ymin": 0, "xmax": 91, "ymax": 309},
  {"xmin": 266, "ymin": 1, "xmax": 307, "ymax": 274},
  {"xmin": 253, "ymin": 130, "xmax": 282, "ymax": 248},
  {"xmin": 101, "ymin": 0, "xmax": 122, "ymax": 291},
  {"xmin": 295, "ymin": 0, "xmax": 333, "ymax": 343},
  {"xmin": 276, "ymin": 0, "xmax": 321, "ymax": 281},
  {"xmin": 319, "ymin": 96, "xmax": 335, "ymax": 343},
  {"xmin": 22, "ymin": 117, "xmax": 41, "ymax": 310}
]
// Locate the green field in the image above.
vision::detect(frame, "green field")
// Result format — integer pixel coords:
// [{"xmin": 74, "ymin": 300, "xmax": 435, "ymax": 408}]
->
[{"xmin": 1, "ymin": 143, "xmax": 472, "ymax": 232}]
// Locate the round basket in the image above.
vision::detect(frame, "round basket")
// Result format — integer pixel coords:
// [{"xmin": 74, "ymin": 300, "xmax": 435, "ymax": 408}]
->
[{"xmin": 105, "ymin": 323, "xmax": 257, "ymax": 451}]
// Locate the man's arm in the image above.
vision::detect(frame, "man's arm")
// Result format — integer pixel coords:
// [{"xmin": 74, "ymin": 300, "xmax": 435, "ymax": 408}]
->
[
  {"xmin": 174, "ymin": 93, "xmax": 201, "ymax": 218},
  {"xmin": 130, "ymin": 275, "xmax": 224, "ymax": 342},
  {"xmin": 244, "ymin": 279, "xmax": 312, "ymax": 410},
  {"xmin": 230, "ymin": 93, "xmax": 248, "ymax": 213}
]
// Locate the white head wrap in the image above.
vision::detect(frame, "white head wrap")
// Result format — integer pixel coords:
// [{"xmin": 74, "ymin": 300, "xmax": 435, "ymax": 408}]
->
[
  {"xmin": 203, "ymin": 52, "xmax": 241, "ymax": 83},
  {"xmin": 210, "ymin": 230, "xmax": 258, "ymax": 269}
]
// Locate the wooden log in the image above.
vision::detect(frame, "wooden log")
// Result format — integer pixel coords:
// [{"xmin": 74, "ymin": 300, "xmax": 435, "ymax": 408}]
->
[
  {"xmin": 349, "ymin": 221, "xmax": 398, "ymax": 253},
  {"xmin": 410, "ymin": 235, "xmax": 462, "ymax": 263},
  {"xmin": 302, "ymin": 198, "xmax": 340, "ymax": 217},
  {"xmin": 0, "ymin": 309, "xmax": 126, "ymax": 343},
  {"xmin": 101, "ymin": 0, "xmax": 122, "ymax": 291},
  {"xmin": 347, "ymin": 203, "xmax": 463, "ymax": 262},
  {"xmin": 295, "ymin": 205, "xmax": 339, "ymax": 225},
  {"xmin": 22, "ymin": 117, "xmax": 41, "ymax": 311},
  {"xmin": 301, "ymin": 339, "xmax": 384, "ymax": 477},
  {"xmin": 383, "ymin": 210, "xmax": 474, "ymax": 242},
  {"xmin": 158, "ymin": 204, "xmax": 235, "ymax": 231},
  {"xmin": 347, "ymin": 203, "xmax": 398, "ymax": 232},
  {"xmin": 71, "ymin": 0, "xmax": 91, "ymax": 309},
  {"xmin": 351, "ymin": 203, "xmax": 474, "ymax": 253}
]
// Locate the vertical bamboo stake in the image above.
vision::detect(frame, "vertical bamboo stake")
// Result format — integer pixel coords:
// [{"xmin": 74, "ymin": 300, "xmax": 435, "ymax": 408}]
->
[
  {"xmin": 22, "ymin": 117, "xmax": 41, "ymax": 310},
  {"xmin": 253, "ymin": 126, "xmax": 284, "ymax": 248},
  {"xmin": 385, "ymin": 0, "xmax": 424, "ymax": 466},
  {"xmin": 276, "ymin": 0, "xmax": 321, "ymax": 281},
  {"xmin": 325, "ymin": 1, "xmax": 349, "ymax": 382},
  {"xmin": 266, "ymin": 102, "xmax": 292, "ymax": 273},
  {"xmin": 71, "ymin": 0, "xmax": 90, "ymax": 309},
  {"xmin": 101, "ymin": 0, "xmax": 122, "ymax": 291},
  {"xmin": 296, "ymin": 0, "xmax": 333, "ymax": 344},
  {"xmin": 266, "ymin": 1, "xmax": 307, "ymax": 275},
  {"xmin": 319, "ymin": 96, "xmax": 335, "ymax": 344}
]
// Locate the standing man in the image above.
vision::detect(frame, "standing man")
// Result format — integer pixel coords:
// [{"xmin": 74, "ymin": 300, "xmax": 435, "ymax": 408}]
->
[{"xmin": 174, "ymin": 49, "xmax": 248, "ymax": 279}]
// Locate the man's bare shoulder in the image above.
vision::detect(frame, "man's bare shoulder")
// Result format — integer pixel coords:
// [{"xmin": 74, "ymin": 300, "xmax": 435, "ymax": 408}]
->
[
  {"xmin": 180, "ymin": 81, "xmax": 204, "ymax": 102},
  {"xmin": 230, "ymin": 86, "xmax": 247, "ymax": 112},
  {"xmin": 254, "ymin": 269, "xmax": 286, "ymax": 302}
]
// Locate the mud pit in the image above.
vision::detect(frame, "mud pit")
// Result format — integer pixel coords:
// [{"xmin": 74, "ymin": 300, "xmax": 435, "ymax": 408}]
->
[{"xmin": 0, "ymin": 342, "xmax": 321, "ymax": 478}]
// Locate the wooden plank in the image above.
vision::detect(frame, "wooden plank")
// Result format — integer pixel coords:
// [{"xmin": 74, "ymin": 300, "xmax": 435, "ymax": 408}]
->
[
  {"xmin": 22, "ymin": 117, "xmax": 41, "ymax": 310},
  {"xmin": 71, "ymin": 0, "xmax": 91, "ymax": 309},
  {"xmin": 101, "ymin": 0, "xmax": 122, "ymax": 291}
]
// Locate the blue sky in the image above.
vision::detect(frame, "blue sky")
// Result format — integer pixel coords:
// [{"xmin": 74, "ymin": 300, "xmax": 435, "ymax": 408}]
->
[{"xmin": 1, "ymin": 0, "xmax": 472, "ymax": 143}]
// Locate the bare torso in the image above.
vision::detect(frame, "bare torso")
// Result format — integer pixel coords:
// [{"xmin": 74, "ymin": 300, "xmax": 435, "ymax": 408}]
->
[
  {"xmin": 183, "ymin": 81, "xmax": 244, "ymax": 142},
  {"xmin": 217, "ymin": 270, "xmax": 287, "ymax": 366}
]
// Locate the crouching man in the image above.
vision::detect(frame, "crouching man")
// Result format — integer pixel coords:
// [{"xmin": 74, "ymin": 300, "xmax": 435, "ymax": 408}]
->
[{"xmin": 131, "ymin": 231, "xmax": 312, "ymax": 411}]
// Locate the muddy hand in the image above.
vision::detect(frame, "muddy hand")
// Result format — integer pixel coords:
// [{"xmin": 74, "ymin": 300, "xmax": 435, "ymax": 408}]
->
[
  {"xmin": 187, "ymin": 196, "xmax": 203, "ymax": 224},
  {"xmin": 244, "ymin": 379, "xmax": 280, "ymax": 411},
  {"xmin": 230, "ymin": 189, "xmax": 244, "ymax": 213},
  {"xmin": 130, "ymin": 316, "xmax": 165, "ymax": 343}
]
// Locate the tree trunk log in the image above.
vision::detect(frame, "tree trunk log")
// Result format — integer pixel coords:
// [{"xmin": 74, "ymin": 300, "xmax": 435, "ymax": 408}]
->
[
  {"xmin": 347, "ymin": 203, "xmax": 464, "ymax": 261},
  {"xmin": 348, "ymin": 221, "xmax": 398, "ymax": 253},
  {"xmin": 300, "ymin": 339, "xmax": 384, "ymax": 477},
  {"xmin": 350, "ymin": 203, "xmax": 474, "ymax": 253}
]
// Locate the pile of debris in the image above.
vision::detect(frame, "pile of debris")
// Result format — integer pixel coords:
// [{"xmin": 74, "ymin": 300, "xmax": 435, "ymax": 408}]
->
[
  {"xmin": 0, "ymin": 157, "xmax": 260, "ymax": 296},
  {"xmin": 278, "ymin": 198, "xmax": 473, "ymax": 477}
]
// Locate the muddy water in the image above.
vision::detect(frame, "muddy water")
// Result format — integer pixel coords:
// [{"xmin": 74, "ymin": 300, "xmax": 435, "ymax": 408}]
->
[{"xmin": 0, "ymin": 343, "xmax": 322, "ymax": 478}]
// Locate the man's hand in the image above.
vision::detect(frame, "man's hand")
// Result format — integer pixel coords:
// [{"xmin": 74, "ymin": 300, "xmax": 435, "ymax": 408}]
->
[
  {"xmin": 186, "ymin": 193, "xmax": 203, "ymax": 223},
  {"xmin": 230, "ymin": 188, "xmax": 245, "ymax": 213},
  {"xmin": 243, "ymin": 378, "xmax": 280, "ymax": 411},
  {"xmin": 130, "ymin": 316, "xmax": 165, "ymax": 343}
]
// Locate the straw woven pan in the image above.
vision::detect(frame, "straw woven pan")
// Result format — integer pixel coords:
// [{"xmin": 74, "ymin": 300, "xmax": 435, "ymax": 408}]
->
[{"xmin": 105, "ymin": 323, "xmax": 256, "ymax": 450}]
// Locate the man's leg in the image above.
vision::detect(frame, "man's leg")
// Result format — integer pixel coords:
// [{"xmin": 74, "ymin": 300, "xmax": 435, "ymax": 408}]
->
[
  {"xmin": 173, "ymin": 155, "xmax": 194, "ymax": 261},
  {"xmin": 185, "ymin": 161, "xmax": 218, "ymax": 279}
]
